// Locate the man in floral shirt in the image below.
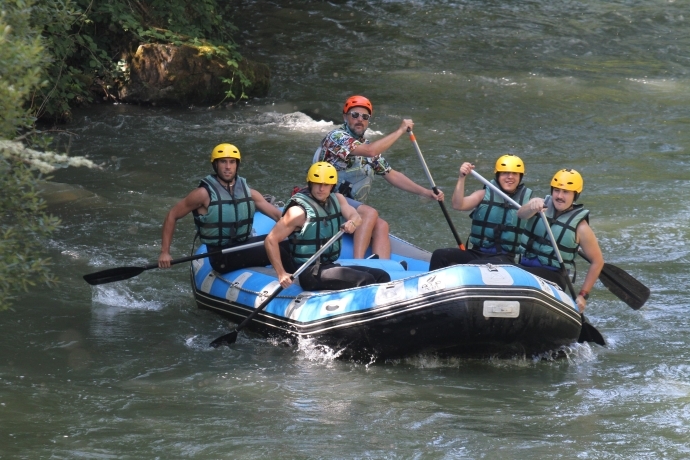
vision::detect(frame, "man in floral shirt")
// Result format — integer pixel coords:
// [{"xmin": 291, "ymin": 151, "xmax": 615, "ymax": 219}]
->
[{"xmin": 314, "ymin": 95, "xmax": 444, "ymax": 259}]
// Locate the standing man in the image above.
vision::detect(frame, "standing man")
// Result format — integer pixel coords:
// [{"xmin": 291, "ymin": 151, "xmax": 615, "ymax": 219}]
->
[
  {"xmin": 265, "ymin": 162, "xmax": 390, "ymax": 291},
  {"xmin": 429, "ymin": 155, "xmax": 533, "ymax": 269},
  {"xmin": 314, "ymin": 95, "xmax": 444, "ymax": 259},
  {"xmin": 517, "ymin": 169, "xmax": 604, "ymax": 312},
  {"xmin": 158, "ymin": 143, "xmax": 284, "ymax": 274}
]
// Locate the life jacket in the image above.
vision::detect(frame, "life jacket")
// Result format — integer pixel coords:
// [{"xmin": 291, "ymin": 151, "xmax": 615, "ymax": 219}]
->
[
  {"xmin": 314, "ymin": 124, "xmax": 374, "ymax": 201},
  {"xmin": 193, "ymin": 175, "xmax": 255, "ymax": 247},
  {"xmin": 286, "ymin": 191, "xmax": 343, "ymax": 265},
  {"xmin": 468, "ymin": 180, "xmax": 532, "ymax": 255},
  {"xmin": 519, "ymin": 196, "xmax": 590, "ymax": 270}
]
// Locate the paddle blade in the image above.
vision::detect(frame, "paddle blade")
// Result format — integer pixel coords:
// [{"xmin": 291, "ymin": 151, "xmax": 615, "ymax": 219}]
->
[
  {"xmin": 599, "ymin": 263, "xmax": 650, "ymax": 310},
  {"xmin": 83, "ymin": 266, "xmax": 146, "ymax": 285},
  {"xmin": 578, "ymin": 315, "xmax": 606, "ymax": 346},
  {"xmin": 209, "ymin": 330, "xmax": 239, "ymax": 348}
]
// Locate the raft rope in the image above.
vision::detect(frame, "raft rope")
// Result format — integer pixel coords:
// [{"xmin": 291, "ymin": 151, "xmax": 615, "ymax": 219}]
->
[{"xmin": 211, "ymin": 271, "xmax": 307, "ymax": 300}]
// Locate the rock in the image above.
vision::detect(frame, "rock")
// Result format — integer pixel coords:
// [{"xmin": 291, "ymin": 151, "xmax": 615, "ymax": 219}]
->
[
  {"xmin": 118, "ymin": 43, "xmax": 270, "ymax": 106},
  {"xmin": 36, "ymin": 181, "xmax": 100, "ymax": 207}
]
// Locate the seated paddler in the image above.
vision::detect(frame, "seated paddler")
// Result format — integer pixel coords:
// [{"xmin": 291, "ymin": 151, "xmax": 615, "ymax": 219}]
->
[
  {"xmin": 517, "ymin": 168, "xmax": 604, "ymax": 312},
  {"xmin": 429, "ymin": 155, "xmax": 533, "ymax": 270},
  {"xmin": 158, "ymin": 143, "xmax": 286, "ymax": 274},
  {"xmin": 265, "ymin": 162, "xmax": 391, "ymax": 291}
]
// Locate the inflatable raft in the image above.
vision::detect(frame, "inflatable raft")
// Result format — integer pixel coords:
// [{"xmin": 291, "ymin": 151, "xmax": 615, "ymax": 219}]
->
[{"xmin": 192, "ymin": 213, "xmax": 585, "ymax": 360}]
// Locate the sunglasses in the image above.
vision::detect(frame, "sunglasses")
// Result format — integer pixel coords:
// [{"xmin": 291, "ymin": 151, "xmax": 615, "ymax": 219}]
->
[{"xmin": 348, "ymin": 111, "xmax": 371, "ymax": 121}]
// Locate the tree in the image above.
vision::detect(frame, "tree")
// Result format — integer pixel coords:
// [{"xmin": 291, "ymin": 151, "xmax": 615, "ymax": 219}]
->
[
  {"xmin": 0, "ymin": 2, "xmax": 98, "ymax": 310},
  {"xmin": 0, "ymin": 0, "xmax": 245, "ymax": 309},
  {"xmin": 0, "ymin": 1, "xmax": 46, "ymax": 139}
]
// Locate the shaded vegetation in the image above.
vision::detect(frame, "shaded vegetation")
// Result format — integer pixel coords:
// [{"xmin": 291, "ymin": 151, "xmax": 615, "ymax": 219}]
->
[
  {"xmin": 1, "ymin": 0, "xmax": 247, "ymax": 309},
  {"xmin": 30, "ymin": 0, "xmax": 249, "ymax": 123}
]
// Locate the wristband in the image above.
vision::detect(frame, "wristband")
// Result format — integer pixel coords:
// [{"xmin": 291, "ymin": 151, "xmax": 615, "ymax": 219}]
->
[{"xmin": 578, "ymin": 290, "xmax": 589, "ymax": 300}]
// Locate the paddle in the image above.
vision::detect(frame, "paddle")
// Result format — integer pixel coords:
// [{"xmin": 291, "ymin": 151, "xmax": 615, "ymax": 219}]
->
[
  {"xmin": 539, "ymin": 210, "xmax": 605, "ymax": 346},
  {"xmin": 469, "ymin": 170, "xmax": 605, "ymax": 346},
  {"xmin": 577, "ymin": 250, "xmax": 649, "ymax": 310},
  {"xmin": 470, "ymin": 170, "xmax": 648, "ymax": 310},
  {"xmin": 408, "ymin": 130, "xmax": 466, "ymax": 250},
  {"xmin": 83, "ymin": 238, "xmax": 267, "ymax": 285},
  {"xmin": 209, "ymin": 229, "xmax": 346, "ymax": 348}
]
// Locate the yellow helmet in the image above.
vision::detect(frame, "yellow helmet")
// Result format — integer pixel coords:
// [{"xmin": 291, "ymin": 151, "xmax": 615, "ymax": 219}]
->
[
  {"xmin": 210, "ymin": 143, "xmax": 241, "ymax": 163},
  {"xmin": 551, "ymin": 169, "xmax": 583, "ymax": 193},
  {"xmin": 306, "ymin": 162, "xmax": 338, "ymax": 185},
  {"xmin": 494, "ymin": 154, "xmax": 525, "ymax": 174}
]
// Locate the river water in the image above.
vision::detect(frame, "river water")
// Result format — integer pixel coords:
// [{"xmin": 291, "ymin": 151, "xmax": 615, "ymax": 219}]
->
[{"xmin": 3, "ymin": 1, "xmax": 689, "ymax": 458}]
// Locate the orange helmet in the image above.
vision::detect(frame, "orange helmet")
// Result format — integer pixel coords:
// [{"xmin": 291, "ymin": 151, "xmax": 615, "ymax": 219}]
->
[{"xmin": 343, "ymin": 95, "xmax": 373, "ymax": 115}]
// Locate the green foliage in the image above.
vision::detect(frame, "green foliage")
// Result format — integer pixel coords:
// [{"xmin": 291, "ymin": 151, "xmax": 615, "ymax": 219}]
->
[
  {"xmin": 0, "ymin": 1, "xmax": 59, "ymax": 310},
  {"xmin": 92, "ymin": 0, "xmax": 239, "ymax": 44},
  {"xmin": 0, "ymin": 2, "xmax": 46, "ymax": 138},
  {"xmin": 28, "ymin": 0, "xmax": 249, "ymax": 121},
  {"xmin": 0, "ymin": 157, "xmax": 60, "ymax": 311},
  {"xmin": 29, "ymin": 0, "xmax": 106, "ymax": 121},
  {"xmin": 95, "ymin": 0, "xmax": 250, "ymax": 101},
  {"xmin": 0, "ymin": 0, "xmax": 248, "ymax": 309},
  {"xmin": 0, "ymin": 2, "xmax": 97, "ymax": 310}
]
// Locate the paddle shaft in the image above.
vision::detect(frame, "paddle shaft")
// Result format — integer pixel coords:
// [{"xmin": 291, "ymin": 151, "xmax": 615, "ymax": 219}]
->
[
  {"xmin": 472, "ymin": 170, "xmax": 647, "ymax": 310},
  {"xmin": 163, "ymin": 239, "xmax": 268, "ymax": 268},
  {"xmin": 535, "ymin": 210, "xmax": 605, "ymax": 344},
  {"xmin": 536, "ymin": 211, "xmax": 605, "ymax": 344},
  {"xmin": 471, "ymin": 171, "xmax": 577, "ymax": 294},
  {"xmin": 540, "ymin": 210, "xmax": 578, "ymax": 297},
  {"xmin": 210, "ymin": 230, "xmax": 346, "ymax": 347},
  {"xmin": 471, "ymin": 171, "xmax": 605, "ymax": 345},
  {"xmin": 83, "ymin": 239, "xmax": 267, "ymax": 285},
  {"xmin": 408, "ymin": 131, "xmax": 465, "ymax": 250},
  {"xmin": 233, "ymin": 230, "xmax": 345, "ymax": 333}
]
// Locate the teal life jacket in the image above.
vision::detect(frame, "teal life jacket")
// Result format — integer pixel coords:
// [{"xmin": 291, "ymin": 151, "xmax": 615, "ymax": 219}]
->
[
  {"xmin": 468, "ymin": 180, "xmax": 532, "ymax": 255},
  {"xmin": 286, "ymin": 191, "xmax": 343, "ymax": 265},
  {"xmin": 193, "ymin": 175, "xmax": 255, "ymax": 247},
  {"xmin": 519, "ymin": 196, "xmax": 590, "ymax": 270}
]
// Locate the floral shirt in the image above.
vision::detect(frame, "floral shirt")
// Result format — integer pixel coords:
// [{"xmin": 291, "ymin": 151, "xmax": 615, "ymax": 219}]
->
[{"xmin": 318, "ymin": 124, "xmax": 391, "ymax": 175}]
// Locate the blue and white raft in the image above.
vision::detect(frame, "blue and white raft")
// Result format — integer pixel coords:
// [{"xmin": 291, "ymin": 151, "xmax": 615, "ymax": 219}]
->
[{"xmin": 192, "ymin": 213, "xmax": 583, "ymax": 360}]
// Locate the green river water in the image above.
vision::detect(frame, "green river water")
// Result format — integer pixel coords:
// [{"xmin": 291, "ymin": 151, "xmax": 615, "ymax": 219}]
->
[{"xmin": 2, "ymin": 1, "xmax": 689, "ymax": 458}]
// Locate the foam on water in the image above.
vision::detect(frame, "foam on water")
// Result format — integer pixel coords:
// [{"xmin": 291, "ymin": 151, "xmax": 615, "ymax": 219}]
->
[
  {"xmin": 250, "ymin": 111, "xmax": 336, "ymax": 133},
  {"xmin": 91, "ymin": 284, "xmax": 164, "ymax": 311},
  {"xmin": 294, "ymin": 337, "xmax": 347, "ymax": 363}
]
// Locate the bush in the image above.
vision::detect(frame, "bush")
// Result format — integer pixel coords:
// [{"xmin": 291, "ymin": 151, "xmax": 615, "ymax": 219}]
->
[
  {"xmin": 0, "ymin": 2, "xmax": 100, "ymax": 310},
  {"xmin": 30, "ymin": 0, "xmax": 248, "ymax": 122},
  {"xmin": 0, "ymin": 156, "xmax": 60, "ymax": 310},
  {"xmin": 0, "ymin": 0, "xmax": 245, "ymax": 309},
  {"xmin": 0, "ymin": 1, "xmax": 46, "ymax": 138}
]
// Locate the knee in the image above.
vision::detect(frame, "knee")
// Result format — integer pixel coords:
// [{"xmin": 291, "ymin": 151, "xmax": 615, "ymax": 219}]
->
[
  {"xmin": 374, "ymin": 217, "xmax": 389, "ymax": 234},
  {"xmin": 429, "ymin": 250, "xmax": 443, "ymax": 270},
  {"xmin": 358, "ymin": 204, "xmax": 379, "ymax": 221}
]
